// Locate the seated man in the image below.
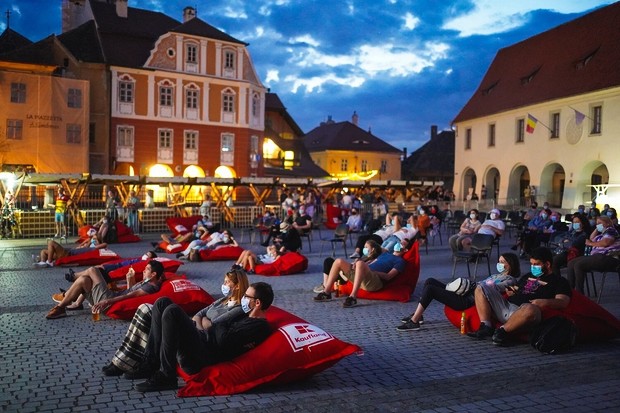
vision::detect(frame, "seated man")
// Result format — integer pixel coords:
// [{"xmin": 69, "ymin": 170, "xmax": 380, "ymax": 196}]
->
[
  {"xmin": 291, "ymin": 206, "xmax": 312, "ymax": 235},
  {"xmin": 46, "ymin": 260, "xmax": 166, "ymax": 320},
  {"xmin": 313, "ymin": 239, "xmax": 407, "ymax": 308},
  {"xmin": 462, "ymin": 208, "xmax": 506, "ymax": 250},
  {"xmin": 467, "ymin": 247, "xmax": 571, "ymax": 346},
  {"xmin": 273, "ymin": 222, "xmax": 301, "ymax": 253},
  {"xmin": 35, "ymin": 237, "xmax": 108, "ymax": 267},
  {"xmin": 133, "ymin": 282, "xmax": 274, "ymax": 392},
  {"xmin": 345, "ymin": 207, "xmax": 363, "ymax": 233}
]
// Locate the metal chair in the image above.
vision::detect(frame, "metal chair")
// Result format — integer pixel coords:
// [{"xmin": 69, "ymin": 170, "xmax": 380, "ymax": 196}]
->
[
  {"xmin": 451, "ymin": 233, "xmax": 495, "ymax": 281},
  {"xmin": 299, "ymin": 228, "xmax": 313, "ymax": 252},
  {"xmin": 586, "ymin": 263, "xmax": 620, "ymax": 303},
  {"xmin": 320, "ymin": 224, "xmax": 349, "ymax": 258}
]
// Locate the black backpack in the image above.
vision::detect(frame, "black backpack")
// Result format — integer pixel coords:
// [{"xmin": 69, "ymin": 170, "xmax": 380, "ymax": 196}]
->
[{"xmin": 530, "ymin": 316, "xmax": 577, "ymax": 354}]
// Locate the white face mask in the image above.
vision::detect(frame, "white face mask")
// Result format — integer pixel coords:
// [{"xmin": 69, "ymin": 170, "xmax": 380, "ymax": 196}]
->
[
  {"xmin": 221, "ymin": 284, "xmax": 231, "ymax": 296},
  {"xmin": 241, "ymin": 296, "xmax": 252, "ymax": 313},
  {"xmin": 141, "ymin": 254, "xmax": 149, "ymax": 260},
  {"xmin": 490, "ymin": 213, "xmax": 497, "ymax": 220},
  {"xmin": 222, "ymin": 235, "xmax": 230, "ymax": 243}
]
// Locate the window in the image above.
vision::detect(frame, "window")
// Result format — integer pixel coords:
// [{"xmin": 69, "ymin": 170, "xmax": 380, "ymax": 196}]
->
[
  {"xmin": 340, "ymin": 159, "xmax": 348, "ymax": 172},
  {"xmin": 252, "ymin": 93, "xmax": 259, "ymax": 117},
  {"xmin": 550, "ymin": 112, "xmax": 560, "ymax": 139},
  {"xmin": 6, "ymin": 119, "xmax": 23, "ymax": 140},
  {"xmin": 380, "ymin": 160, "xmax": 388, "ymax": 173},
  {"xmin": 186, "ymin": 88, "xmax": 198, "ymax": 109},
  {"xmin": 223, "ymin": 93, "xmax": 234, "ymax": 113},
  {"xmin": 160, "ymin": 85, "xmax": 173, "ymax": 107},
  {"xmin": 118, "ymin": 126, "xmax": 134, "ymax": 147},
  {"xmin": 221, "ymin": 133, "xmax": 234, "ymax": 165},
  {"xmin": 66, "ymin": 124, "xmax": 82, "ymax": 144},
  {"xmin": 250, "ymin": 135, "xmax": 259, "ymax": 154},
  {"xmin": 591, "ymin": 105, "xmax": 602, "ymax": 134},
  {"xmin": 68, "ymin": 88, "xmax": 82, "ymax": 108},
  {"xmin": 159, "ymin": 129, "xmax": 172, "ymax": 148},
  {"xmin": 516, "ymin": 119, "xmax": 525, "ymax": 143},
  {"xmin": 10, "ymin": 83, "xmax": 26, "ymax": 103},
  {"xmin": 184, "ymin": 131, "xmax": 197, "ymax": 150},
  {"xmin": 119, "ymin": 80, "xmax": 134, "ymax": 103},
  {"xmin": 186, "ymin": 43, "xmax": 197, "ymax": 63},
  {"xmin": 465, "ymin": 128, "xmax": 472, "ymax": 149},
  {"xmin": 224, "ymin": 50, "xmax": 235, "ymax": 69},
  {"xmin": 488, "ymin": 124, "xmax": 495, "ymax": 147},
  {"xmin": 361, "ymin": 160, "xmax": 368, "ymax": 172}
]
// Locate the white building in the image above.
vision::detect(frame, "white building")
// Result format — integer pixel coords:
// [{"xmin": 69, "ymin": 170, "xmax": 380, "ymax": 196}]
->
[{"xmin": 453, "ymin": 2, "xmax": 620, "ymax": 210}]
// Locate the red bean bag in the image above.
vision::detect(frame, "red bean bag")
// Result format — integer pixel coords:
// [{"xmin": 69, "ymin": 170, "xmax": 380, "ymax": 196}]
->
[
  {"xmin": 177, "ymin": 306, "xmax": 361, "ymax": 397},
  {"xmin": 158, "ymin": 241, "xmax": 190, "ymax": 254},
  {"xmin": 106, "ymin": 258, "xmax": 184, "ymax": 281},
  {"xmin": 166, "ymin": 216, "xmax": 203, "ymax": 236},
  {"xmin": 77, "ymin": 222, "xmax": 140, "ymax": 244},
  {"xmin": 254, "ymin": 252, "xmax": 309, "ymax": 276},
  {"xmin": 199, "ymin": 245, "xmax": 244, "ymax": 261},
  {"xmin": 54, "ymin": 248, "xmax": 120, "ymax": 267},
  {"xmin": 105, "ymin": 274, "xmax": 214, "ymax": 320},
  {"xmin": 338, "ymin": 241, "xmax": 420, "ymax": 302},
  {"xmin": 444, "ymin": 290, "xmax": 620, "ymax": 343}
]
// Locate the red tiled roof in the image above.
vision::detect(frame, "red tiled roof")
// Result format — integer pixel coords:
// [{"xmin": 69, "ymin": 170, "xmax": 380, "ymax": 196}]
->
[
  {"xmin": 453, "ymin": 2, "xmax": 620, "ymax": 123},
  {"xmin": 171, "ymin": 17, "xmax": 246, "ymax": 45},
  {"xmin": 304, "ymin": 121, "xmax": 401, "ymax": 154}
]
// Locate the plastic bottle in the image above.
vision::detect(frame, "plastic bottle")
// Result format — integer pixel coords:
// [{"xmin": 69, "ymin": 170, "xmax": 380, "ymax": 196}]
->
[
  {"xmin": 460, "ymin": 311, "xmax": 467, "ymax": 334},
  {"xmin": 333, "ymin": 281, "xmax": 340, "ymax": 298}
]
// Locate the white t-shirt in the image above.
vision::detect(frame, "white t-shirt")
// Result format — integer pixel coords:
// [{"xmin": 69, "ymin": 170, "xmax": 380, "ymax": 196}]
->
[{"xmin": 478, "ymin": 219, "xmax": 505, "ymax": 236}]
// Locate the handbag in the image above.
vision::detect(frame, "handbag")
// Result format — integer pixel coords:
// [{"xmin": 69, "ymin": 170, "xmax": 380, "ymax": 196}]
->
[{"xmin": 445, "ymin": 278, "xmax": 472, "ymax": 295}]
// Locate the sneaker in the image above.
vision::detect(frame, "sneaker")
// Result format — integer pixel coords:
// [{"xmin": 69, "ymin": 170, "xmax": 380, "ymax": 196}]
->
[
  {"xmin": 65, "ymin": 269, "xmax": 76, "ymax": 283},
  {"xmin": 52, "ymin": 293, "xmax": 65, "ymax": 303},
  {"xmin": 46, "ymin": 305, "xmax": 67, "ymax": 319},
  {"xmin": 342, "ymin": 296, "xmax": 358, "ymax": 308},
  {"xmin": 102, "ymin": 363, "xmax": 124, "ymax": 377},
  {"xmin": 134, "ymin": 371, "xmax": 178, "ymax": 392},
  {"xmin": 54, "ymin": 233, "xmax": 59, "ymax": 238},
  {"xmin": 313, "ymin": 292, "xmax": 332, "ymax": 302},
  {"xmin": 124, "ymin": 363, "xmax": 156, "ymax": 380},
  {"xmin": 46, "ymin": 261, "xmax": 54, "ymax": 267},
  {"xmin": 66, "ymin": 302, "xmax": 84, "ymax": 311},
  {"xmin": 401, "ymin": 314, "xmax": 424, "ymax": 324},
  {"xmin": 492, "ymin": 327, "xmax": 510, "ymax": 346},
  {"xmin": 35, "ymin": 261, "xmax": 49, "ymax": 267},
  {"xmin": 231, "ymin": 264, "xmax": 242, "ymax": 270},
  {"xmin": 247, "ymin": 269, "xmax": 255, "ymax": 274},
  {"xmin": 313, "ymin": 284, "xmax": 325, "ymax": 294},
  {"xmin": 467, "ymin": 323, "xmax": 495, "ymax": 339},
  {"xmin": 397, "ymin": 319, "xmax": 421, "ymax": 331},
  {"xmin": 349, "ymin": 252, "xmax": 360, "ymax": 259}
]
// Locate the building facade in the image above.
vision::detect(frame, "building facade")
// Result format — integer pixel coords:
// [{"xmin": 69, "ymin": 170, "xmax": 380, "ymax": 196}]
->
[{"xmin": 453, "ymin": 3, "xmax": 620, "ymax": 209}]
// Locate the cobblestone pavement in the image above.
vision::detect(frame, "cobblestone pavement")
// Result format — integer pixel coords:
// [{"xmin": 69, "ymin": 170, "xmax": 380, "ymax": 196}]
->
[{"xmin": 1, "ymin": 232, "xmax": 619, "ymax": 412}]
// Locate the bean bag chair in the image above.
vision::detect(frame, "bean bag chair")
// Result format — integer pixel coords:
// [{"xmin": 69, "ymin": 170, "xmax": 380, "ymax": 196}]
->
[
  {"xmin": 77, "ymin": 222, "xmax": 140, "ymax": 244},
  {"xmin": 166, "ymin": 216, "xmax": 203, "ymax": 237},
  {"xmin": 106, "ymin": 275, "xmax": 214, "ymax": 320},
  {"xmin": 177, "ymin": 306, "xmax": 361, "ymax": 397},
  {"xmin": 444, "ymin": 290, "xmax": 620, "ymax": 343},
  {"xmin": 106, "ymin": 257, "xmax": 184, "ymax": 281},
  {"xmin": 54, "ymin": 248, "xmax": 120, "ymax": 267},
  {"xmin": 254, "ymin": 252, "xmax": 309, "ymax": 276},
  {"xmin": 199, "ymin": 245, "xmax": 244, "ymax": 261},
  {"xmin": 157, "ymin": 241, "xmax": 190, "ymax": 254},
  {"xmin": 338, "ymin": 241, "xmax": 420, "ymax": 302}
]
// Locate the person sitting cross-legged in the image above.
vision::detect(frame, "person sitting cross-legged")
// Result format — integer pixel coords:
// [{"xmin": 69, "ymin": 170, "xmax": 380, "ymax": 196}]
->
[
  {"xmin": 467, "ymin": 247, "xmax": 571, "ymax": 346},
  {"xmin": 313, "ymin": 239, "xmax": 407, "ymax": 308}
]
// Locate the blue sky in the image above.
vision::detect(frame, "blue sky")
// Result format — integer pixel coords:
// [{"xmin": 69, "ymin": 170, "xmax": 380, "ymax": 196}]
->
[{"xmin": 2, "ymin": 0, "xmax": 615, "ymax": 153}]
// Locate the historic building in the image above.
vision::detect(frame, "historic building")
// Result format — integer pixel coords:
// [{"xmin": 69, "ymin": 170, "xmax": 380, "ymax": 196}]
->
[
  {"xmin": 401, "ymin": 125, "xmax": 455, "ymax": 189},
  {"xmin": 453, "ymin": 2, "xmax": 620, "ymax": 209}
]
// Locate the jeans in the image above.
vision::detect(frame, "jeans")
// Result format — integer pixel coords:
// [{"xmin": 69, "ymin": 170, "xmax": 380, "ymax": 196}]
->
[{"xmin": 566, "ymin": 253, "xmax": 619, "ymax": 293}]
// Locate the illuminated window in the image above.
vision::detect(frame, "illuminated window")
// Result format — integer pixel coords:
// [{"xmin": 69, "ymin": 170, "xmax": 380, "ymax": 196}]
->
[{"xmin": 341, "ymin": 159, "xmax": 348, "ymax": 172}]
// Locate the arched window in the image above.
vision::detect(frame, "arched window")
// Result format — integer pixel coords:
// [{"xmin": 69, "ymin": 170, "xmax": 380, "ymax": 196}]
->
[{"xmin": 222, "ymin": 87, "xmax": 235, "ymax": 123}]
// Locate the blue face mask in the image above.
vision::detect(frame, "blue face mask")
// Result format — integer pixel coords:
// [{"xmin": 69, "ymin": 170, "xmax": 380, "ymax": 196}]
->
[
  {"xmin": 596, "ymin": 223, "xmax": 605, "ymax": 233},
  {"xmin": 572, "ymin": 223, "xmax": 581, "ymax": 231},
  {"xmin": 406, "ymin": 223, "xmax": 413, "ymax": 229},
  {"xmin": 607, "ymin": 211, "xmax": 613, "ymax": 217},
  {"xmin": 394, "ymin": 243, "xmax": 402, "ymax": 252},
  {"xmin": 362, "ymin": 247, "xmax": 369, "ymax": 256},
  {"xmin": 496, "ymin": 263, "xmax": 505, "ymax": 273},
  {"xmin": 531, "ymin": 265, "xmax": 543, "ymax": 277},
  {"xmin": 541, "ymin": 213, "xmax": 548, "ymax": 219},
  {"xmin": 221, "ymin": 284, "xmax": 231, "ymax": 296},
  {"xmin": 550, "ymin": 216, "xmax": 558, "ymax": 222},
  {"xmin": 578, "ymin": 208, "xmax": 584, "ymax": 214},
  {"xmin": 241, "ymin": 296, "xmax": 252, "ymax": 313}
]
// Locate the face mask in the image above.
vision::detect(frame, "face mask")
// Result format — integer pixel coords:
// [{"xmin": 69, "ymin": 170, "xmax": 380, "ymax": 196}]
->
[
  {"xmin": 141, "ymin": 254, "xmax": 149, "ymax": 260},
  {"xmin": 470, "ymin": 214, "xmax": 476, "ymax": 219},
  {"xmin": 419, "ymin": 210, "xmax": 425, "ymax": 215},
  {"xmin": 222, "ymin": 236, "xmax": 230, "ymax": 243},
  {"xmin": 541, "ymin": 214, "xmax": 548, "ymax": 219},
  {"xmin": 221, "ymin": 284, "xmax": 231, "ymax": 296},
  {"xmin": 490, "ymin": 213, "xmax": 497, "ymax": 220},
  {"xmin": 596, "ymin": 223, "xmax": 605, "ymax": 233},
  {"xmin": 406, "ymin": 223, "xmax": 413, "ymax": 229},
  {"xmin": 392, "ymin": 219, "xmax": 396, "ymax": 225},
  {"xmin": 578, "ymin": 208, "xmax": 584, "ymax": 214},
  {"xmin": 362, "ymin": 247, "xmax": 369, "ymax": 256},
  {"xmin": 496, "ymin": 263, "xmax": 505, "ymax": 273},
  {"xmin": 607, "ymin": 211, "xmax": 613, "ymax": 217},
  {"xmin": 531, "ymin": 265, "xmax": 543, "ymax": 277},
  {"xmin": 241, "ymin": 296, "xmax": 252, "ymax": 313},
  {"xmin": 551, "ymin": 216, "xmax": 558, "ymax": 222},
  {"xmin": 394, "ymin": 243, "xmax": 402, "ymax": 252},
  {"xmin": 543, "ymin": 205, "xmax": 549, "ymax": 209},
  {"xmin": 299, "ymin": 209, "xmax": 305, "ymax": 214},
  {"xmin": 572, "ymin": 223, "xmax": 581, "ymax": 231}
]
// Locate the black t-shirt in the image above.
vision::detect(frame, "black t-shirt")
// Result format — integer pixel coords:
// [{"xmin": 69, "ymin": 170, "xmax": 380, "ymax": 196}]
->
[
  {"xmin": 508, "ymin": 272, "xmax": 572, "ymax": 306},
  {"xmin": 280, "ymin": 228, "xmax": 302, "ymax": 252},
  {"xmin": 294, "ymin": 214, "xmax": 312, "ymax": 233},
  {"xmin": 206, "ymin": 316, "xmax": 271, "ymax": 362}
]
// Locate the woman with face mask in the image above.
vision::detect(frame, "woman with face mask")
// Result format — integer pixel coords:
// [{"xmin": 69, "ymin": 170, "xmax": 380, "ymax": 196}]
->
[
  {"xmin": 101, "ymin": 269, "xmax": 249, "ymax": 378},
  {"xmin": 512, "ymin": 208, "xmax": 552, "ymax": 258},
  {"xmin": 551, "ymin": 215, "xmax": 590, "ymax": 277},
  {"xmin": 449, "ymin": 209, "xmax": 482, "ymax": 253},
  {"xmin": 566, "ymin": 216, "xmax": 620, "ymax": 293}
]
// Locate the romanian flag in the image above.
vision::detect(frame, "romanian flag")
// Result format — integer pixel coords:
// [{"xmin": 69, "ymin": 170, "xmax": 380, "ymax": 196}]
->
[
  {"xmin": 526, "ymin": 113, "xmax": 538, "ymax": 134},
  {"xmin": 574, "ymin": 109, "xmax": 586, "ymax": 125}
]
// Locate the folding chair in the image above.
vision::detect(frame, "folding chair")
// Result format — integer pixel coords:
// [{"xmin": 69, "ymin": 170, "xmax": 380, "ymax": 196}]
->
[
  {"xmin": 320, "ymin": 224, "xmax": 349, "ymax": 258},
  {"xmin": 586, "ymin": 263, "xmax": 620, "ymax": 304},
  {"xmin": 451, "ymin": 233, "xmax": 495, "ymax": 281}
]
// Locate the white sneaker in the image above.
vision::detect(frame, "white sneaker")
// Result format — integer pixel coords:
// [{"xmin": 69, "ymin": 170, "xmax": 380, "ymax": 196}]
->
[
  {"xmin": 35, "ymin": 261, "xmax": 49, "ymax": 267},
  {"xmin": 54, "ymin": 233, "xmax": 59, "ymax": 238},
  {"xmin": 47, "ymin": 261, "xmax": 54, "ymax": 267},
  {"xmin": 313, "ymin": 284, "xmax": 325, "ymax": 293},
  {"xmin": 349, "ymin": 252, "xmax": 360, "ymax": 259}
]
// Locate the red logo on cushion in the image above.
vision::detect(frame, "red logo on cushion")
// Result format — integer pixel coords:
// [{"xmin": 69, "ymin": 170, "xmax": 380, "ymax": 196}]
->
[
  {"xmin": 169, "ymin": 279, "xmax": 201, "ymax": 293},
  {"xmin": 279, "ymin": 323, "xmax": 334, "ymax": 352}
]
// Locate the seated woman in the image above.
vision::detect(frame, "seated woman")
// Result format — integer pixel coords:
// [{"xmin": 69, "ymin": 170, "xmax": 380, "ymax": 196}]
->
[
  {"xmin": 92, "ymin": 215, "xmax": 111, "ymax": 243},
  {"xmin": 350, "ymin": 213, "xmax": 399, "ymax": 258},
  {"xmin": 397, "ymin": 252, "xmax": 520, "ymax": 331},
  {"xmin": 46, "ymin": 260, "xmax": 166, "ymax": 320},
  {"xmin": 35, "ymin": 234, "xmax": 108, "ymax": 267},
  {"xmin": 101, "ymin": 269, "xmax": 249, "ymax": 378},
  {"xmin": 448, "ymin": 209, "xmax": 482, "ymax": 252},
  {"xmin": 233, "ymin": 245, "xmax": 280, "ymax": 274},
  {"xmin": 551, "ymin": 214, "xmax": 589, "ymax": 277},
  {"xmin": 512, "ymin": 208, "xmax": 553, "ymax": 257},
  {"xmin": 177, "ymin": 229, "xmax": 238, "ymax": 259},
  {"xmin": 567, "ymin": 215, "xmax": 620, "ymax": 293}
]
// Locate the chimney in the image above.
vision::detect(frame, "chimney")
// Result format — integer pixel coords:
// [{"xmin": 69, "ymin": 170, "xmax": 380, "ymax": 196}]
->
[
  {"xmin": 431, "ymin": 125, "xmax": 438, "ymax": 140},
  {"xmin": 326, "ymin": 115, "xmax": 334, "ymax": 124},
  {"xmin": 116, "ymin": 0, "xmax": 128, "ymax": 18},
  {"xmin": 183, "ymin": 6, "xmax": 196, "ymax": 22},
  {"xmin": 352, "ymin": 111, "xmax": 359, "ymax": 126},
  {"xmin": 402, "ymin": 147, "xmax": 407, "ymax": 159}
]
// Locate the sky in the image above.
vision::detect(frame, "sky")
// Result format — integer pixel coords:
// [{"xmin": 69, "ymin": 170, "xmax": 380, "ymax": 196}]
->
[{"xmin": 1, "ymin": 0, "xmax": 616, "ymax": 154}]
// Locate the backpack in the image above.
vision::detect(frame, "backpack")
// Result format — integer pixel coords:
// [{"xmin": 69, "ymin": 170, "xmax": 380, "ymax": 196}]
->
[
  {"xmin": 105, "ymin": 220, "xmax": 118, "ymax": 244},
  {"xmin": 530, "ymin": 316, "xmax": 577, "ymax": 354}
]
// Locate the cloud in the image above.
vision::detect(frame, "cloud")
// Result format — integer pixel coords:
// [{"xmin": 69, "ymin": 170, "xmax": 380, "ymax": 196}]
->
[
  {"xmin": 11, "ymin": 5, "xmax": 21, "ymax": 15},
  {"xmin": 222, "ymin": 6, "xmax": 248, "ymax": 19},
  {"xmin": 284, "ymin": 73, "xmax": 366, "ymax": 93},
  {"xmin": 289, "ymin": 34, "xmax": 320, "ymax": 47},
  {"xmin": 403, "ymin": 12, "xmax": 420, "ymax": 30},
  {"xmin": 443, "ymin": 0, "xmax": 615, "ymax": 36},
  {"xmin": 265, "ymin": 69, "xmax": 280, "ymax": 83}
]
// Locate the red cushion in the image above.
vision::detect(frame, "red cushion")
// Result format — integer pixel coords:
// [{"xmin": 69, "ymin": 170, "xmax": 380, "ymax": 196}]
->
[
  {"xmin": 199, "ymin": 245, "xmax": 244, "ymax": 261},
  {"xmin": 444, "ymin": 290, "xmax": 620, "ymax": 342},
  {"xmin": 338, "ymin": 242, "xmax": 420, "ymax": 302},
  {"xmin": 54, "ymin": 248, "xmax": 120, "ymax": 267},
  {"xmin": 107, "ymin": 258, "xmax": 184, "ymax": 281},
  {"xmin": 106, "ymin": 275, "xmax": 214, "ymax": 320},
  {"xmin": 177, "ymin": 306, "xmax": 361, "ymax": 397},
  {"xmin": 254, "ymin": 252, "xmax": 309, "ymax": 276},
  {"xmin": 166, "ymin": 216, "xmax": 202, "ymax": 237},
  {"xmin": 158, "ymin": 241, "xmax": 189, "ymax": 253},
  {"xmin": 77, "ymin": 222, "xmax": 140, "ymax": 244}
]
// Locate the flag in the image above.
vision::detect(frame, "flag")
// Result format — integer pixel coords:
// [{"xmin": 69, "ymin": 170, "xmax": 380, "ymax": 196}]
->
[
  {"xmin": 574, "ymin": 109, "xmax": 586, "ymax": 125},
  {"xmin": 526, "ymin": 113, "xmax": 538, "ymax": 134}
]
